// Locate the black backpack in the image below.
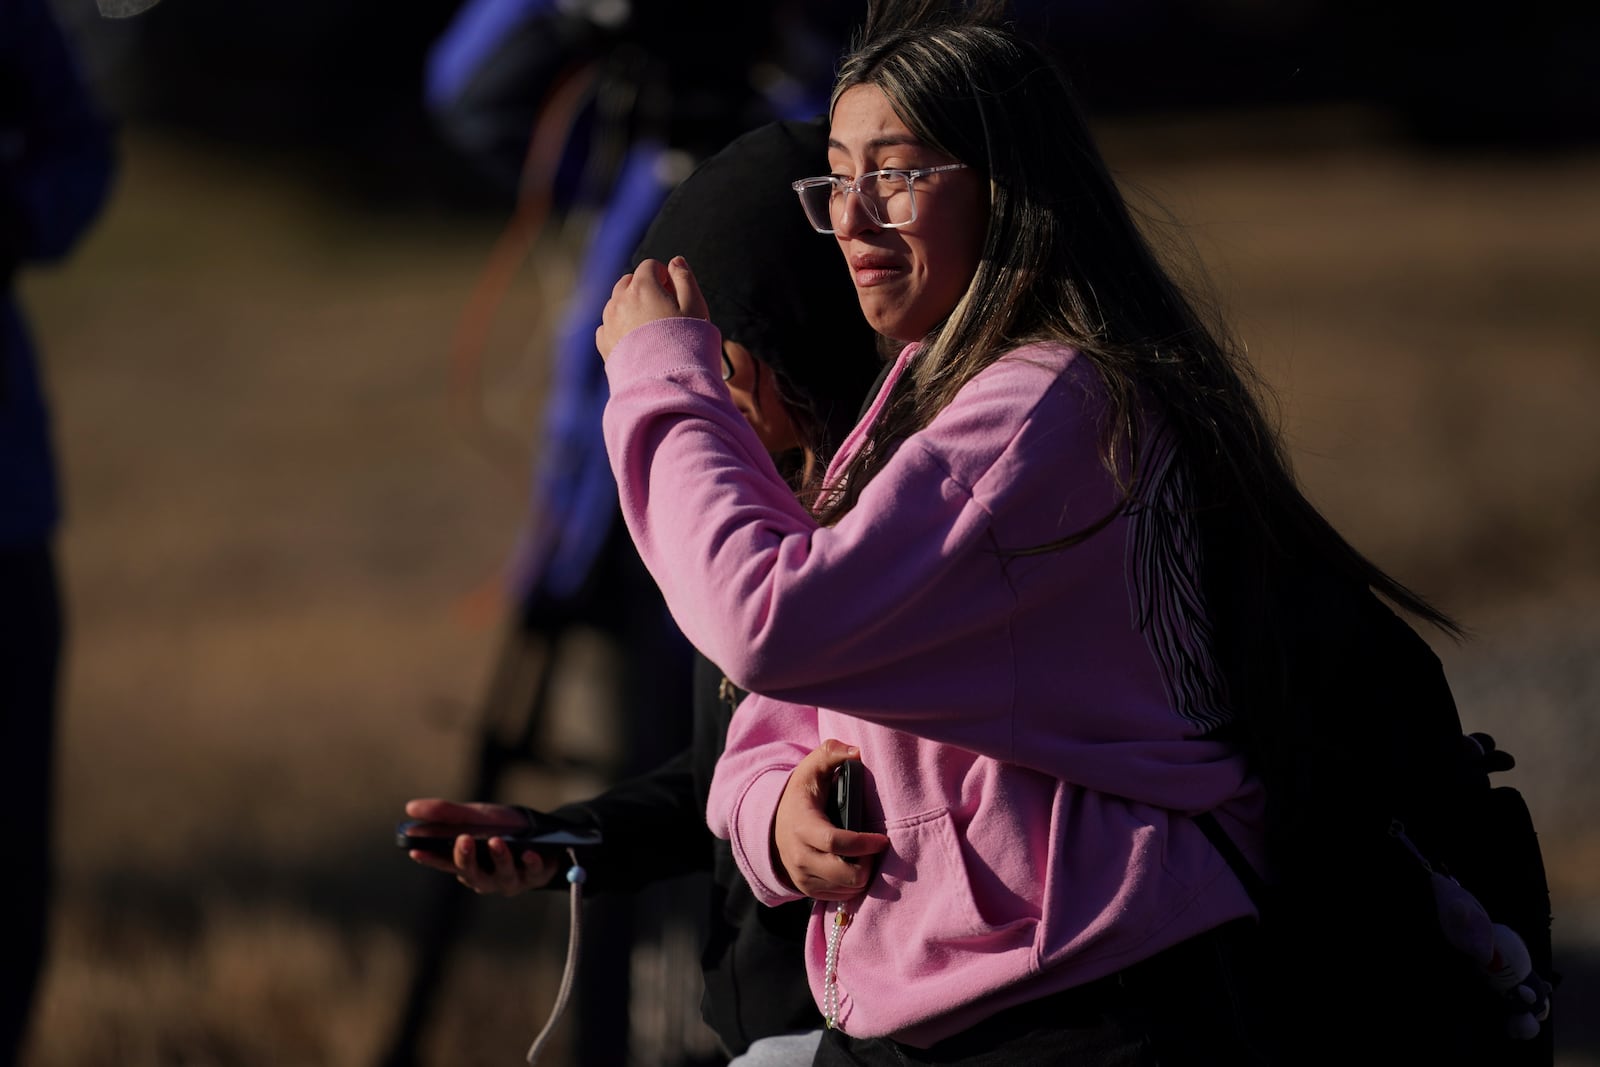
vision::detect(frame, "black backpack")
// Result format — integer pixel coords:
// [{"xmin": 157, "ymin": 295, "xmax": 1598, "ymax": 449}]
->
[{"xmin": 1200, "ymin": 558, "xmax": 1558, "ymax": 1065}]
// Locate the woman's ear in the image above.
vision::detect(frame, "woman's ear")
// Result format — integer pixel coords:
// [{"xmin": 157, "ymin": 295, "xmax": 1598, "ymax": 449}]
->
[
  {"xmin": 722, "ymin": 341, "xmax": 802, "ymax": 458},
  {"xmin": 720, "ymin": 340, "xmax": 753, "ymax": 386}
]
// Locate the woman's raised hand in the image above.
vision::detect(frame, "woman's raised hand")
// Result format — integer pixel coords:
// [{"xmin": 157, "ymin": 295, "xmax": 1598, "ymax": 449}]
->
[
  {"xmin": 596, "ymin": 256, "xmax": 710, "ymax": 360},
  {"xmin": 773, "ymin": 740, "xmax": 890, "ymax": 901},
  {"xmin": 402, "ymin": 797, "xmax": 561, "ymax": 897}
]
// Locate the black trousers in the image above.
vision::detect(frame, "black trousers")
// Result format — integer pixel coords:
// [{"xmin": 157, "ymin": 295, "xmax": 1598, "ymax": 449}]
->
[
  {"xmin": 0, "ymin": 543, "xmax": 62, "ymax": 1066},
  {"xmin": 813, "ymin": 919, "xmax": 1275, "ymax": 1067}
]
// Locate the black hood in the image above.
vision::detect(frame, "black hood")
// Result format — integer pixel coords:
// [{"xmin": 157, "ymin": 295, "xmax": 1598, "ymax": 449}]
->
[{"xmin": 633, "ymin": 117, "xmax": 883, "ymax": 455}]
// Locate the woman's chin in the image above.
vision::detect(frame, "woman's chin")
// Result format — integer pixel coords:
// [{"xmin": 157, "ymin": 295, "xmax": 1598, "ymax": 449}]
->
[
  {"xmin": 862, "ymin": 310, "xmax": 919, "ymax": 344},
  {"xmin": 856, "ymin": 299, "xmax": 933, "ymax": 344}
]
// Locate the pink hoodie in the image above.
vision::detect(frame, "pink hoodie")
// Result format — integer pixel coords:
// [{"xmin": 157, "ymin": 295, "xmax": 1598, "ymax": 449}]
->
[{"xmin": 602, "ymin": 318, "xmax": 1263, "ymax": 1046}]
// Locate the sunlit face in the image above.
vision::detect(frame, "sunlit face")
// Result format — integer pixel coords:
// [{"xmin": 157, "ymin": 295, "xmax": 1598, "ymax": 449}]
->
[
  {"xmin": 722, "ymin": 339, "xmax": 801, "ymax": 456},
  {"xmin": 826, "ymin": 84, "xmax": 987, "ymax": 343}
]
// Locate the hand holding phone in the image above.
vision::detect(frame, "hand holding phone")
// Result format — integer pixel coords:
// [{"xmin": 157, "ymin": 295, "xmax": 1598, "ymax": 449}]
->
[{"xmin": 396, "ymin": 806, "xmax": 601, "ymax": 875}]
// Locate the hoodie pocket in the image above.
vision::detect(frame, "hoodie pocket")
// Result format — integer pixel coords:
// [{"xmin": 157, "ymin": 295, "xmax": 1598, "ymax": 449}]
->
[{"xmin": 854, "ymin": 807, "xmax": 1036, "ymax": 973}]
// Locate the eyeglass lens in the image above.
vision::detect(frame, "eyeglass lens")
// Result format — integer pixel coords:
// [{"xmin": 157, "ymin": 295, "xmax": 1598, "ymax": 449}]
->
[{"xmin": 799, "ymin": 172, "xmax": 916, "ymax": 232}]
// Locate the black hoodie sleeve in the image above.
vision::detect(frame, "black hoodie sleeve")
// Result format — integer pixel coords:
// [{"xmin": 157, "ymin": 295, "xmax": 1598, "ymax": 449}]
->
[{"xmin": 541, "ymin": 746, "xmax": 712, "ymax": 895}]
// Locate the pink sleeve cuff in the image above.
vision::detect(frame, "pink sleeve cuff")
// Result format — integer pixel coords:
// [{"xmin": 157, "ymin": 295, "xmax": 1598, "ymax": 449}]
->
[
  {"xmin": 604, "ymin": 317, "xmax": 722, "ymax": 385},
  {"xmin": 726, "ymin": 765, "xmax": 806, "ymax": 906}
]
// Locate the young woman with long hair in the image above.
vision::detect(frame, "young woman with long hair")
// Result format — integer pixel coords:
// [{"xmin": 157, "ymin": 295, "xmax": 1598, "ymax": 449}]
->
[{"xmin": 596, "ymin": 7, "xmax": 1458, "ymax": 1064}]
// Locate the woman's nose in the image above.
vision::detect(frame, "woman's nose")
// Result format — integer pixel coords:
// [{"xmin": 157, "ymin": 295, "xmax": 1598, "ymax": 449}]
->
[{"xmin": 833, "ymin": 189, "xmax": 879, "ymax": 237}]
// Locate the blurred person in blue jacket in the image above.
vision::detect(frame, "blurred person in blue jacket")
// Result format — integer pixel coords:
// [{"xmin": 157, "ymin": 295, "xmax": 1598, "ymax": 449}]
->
[
  {"xmin": 1, "ymin": 0, "xmax": 117, "ymax": 1060},
  {"xmin": 426, "ymin": 0, "xmax": 854, "ymax": 626}
]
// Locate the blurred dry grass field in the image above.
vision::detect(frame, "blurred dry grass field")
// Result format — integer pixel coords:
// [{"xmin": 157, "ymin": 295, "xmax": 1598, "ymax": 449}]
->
[{"xmin": 17, "ymin": 113, "xmax": 1600, "ymax": 1066}]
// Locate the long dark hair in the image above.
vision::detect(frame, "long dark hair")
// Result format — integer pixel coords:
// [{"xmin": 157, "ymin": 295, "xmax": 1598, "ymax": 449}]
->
[
  {"xmin": 815, "ymin": 10, "xmax": 1458, "ymax": 637},
  {"xmin": 765, "ymin": 364, "xmax": 861, "ymax": 501}
]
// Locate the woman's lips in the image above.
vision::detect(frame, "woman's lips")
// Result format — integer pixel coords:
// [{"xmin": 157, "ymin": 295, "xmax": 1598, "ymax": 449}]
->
[{"xmin": 850, "ymin": 254, "xmax": 902, "ymax": 287}]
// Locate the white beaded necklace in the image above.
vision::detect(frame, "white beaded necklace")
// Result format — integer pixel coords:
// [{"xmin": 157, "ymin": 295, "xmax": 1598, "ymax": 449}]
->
[{"xmin": 822, "ymin": 902, "xmax": 852, "ymax": 1028}]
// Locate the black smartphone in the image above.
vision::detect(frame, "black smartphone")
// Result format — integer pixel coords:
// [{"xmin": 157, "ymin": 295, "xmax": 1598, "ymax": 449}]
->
[
  {"xmin": 396, "ymin": 810, "xmax": 601, "ymax": 872},
  {"xmin": 824, "ymin": 759, "xmax": 864, "ymax": 833}
]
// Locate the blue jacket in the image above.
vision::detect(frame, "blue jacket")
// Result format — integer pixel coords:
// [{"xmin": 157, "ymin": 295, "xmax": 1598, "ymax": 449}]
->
[{"xmin": 2, "ymin": 0, "xmax": 117, "ymax": 546}]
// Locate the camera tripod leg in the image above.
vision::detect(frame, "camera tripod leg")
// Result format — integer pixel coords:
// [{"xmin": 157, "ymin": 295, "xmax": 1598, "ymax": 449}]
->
[{"xmin": 376, "ymin": 619, "xmax": 564, "ymax": 1067}]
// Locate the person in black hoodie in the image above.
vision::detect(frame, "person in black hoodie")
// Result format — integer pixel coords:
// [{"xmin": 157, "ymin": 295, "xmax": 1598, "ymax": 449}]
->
[{"xmin": 403, "ymin": 116, "xmax": 883, "ymax": 1065}]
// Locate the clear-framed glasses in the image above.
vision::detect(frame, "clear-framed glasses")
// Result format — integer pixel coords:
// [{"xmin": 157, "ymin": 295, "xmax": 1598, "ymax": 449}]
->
[
  {"xmin": 791, "ymin": 164, "xmax": 968, "ymax": 234},
  {"xmin": 720, "ymin": 349, "xmax": 735, "ymax": 381}
]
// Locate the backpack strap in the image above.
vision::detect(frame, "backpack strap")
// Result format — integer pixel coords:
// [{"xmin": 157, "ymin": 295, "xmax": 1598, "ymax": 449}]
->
[{"xmin": 1194, "ymin": 811, "xmax": 1270, "ymax": 915}]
